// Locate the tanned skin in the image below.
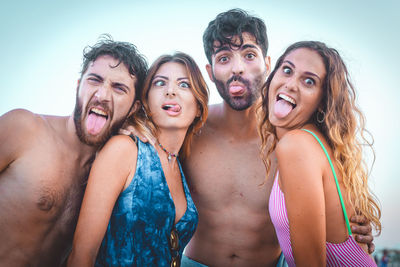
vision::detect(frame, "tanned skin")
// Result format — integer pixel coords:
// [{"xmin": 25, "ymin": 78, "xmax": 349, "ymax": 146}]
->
[
  {"xmin": 0, "ymin": 55, "xmax": 137, "ymax": 266},
  {"xmin": 183, "ymin": 33, "xmax": 282, "ymax": 266},
  {"xmin": 182, "ymin": 33, "xmax": 374, "ymax": 266}
]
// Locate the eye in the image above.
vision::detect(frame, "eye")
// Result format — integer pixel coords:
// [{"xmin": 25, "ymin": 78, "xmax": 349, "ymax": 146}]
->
[
  {"xmin": 153, "ymin": 80, "xmax": 165, "ymax": 86},
  {"xmin": 245, "ymin": 53, "xmax": 256, "ymax": 60},
  {"xmin": 88, "ymin": 77, "xmax": 101, "ymax": 83},
  {"xmin": 115, "ymin": 87, "xmax": 127, "ymax": 93},
  {"xmin": 282, "ymin": 66, "xmax": 292, "ymax": 75},
  {"xmin": 218, "ymin": 56, "xmax": 228, "ymax": 63},
  {"xmin": 304, "ymin": 78, "xmax": 315, "ymax": 86},
  {"xmin": 179, "ymin": 81, "xmax": 191, "ymax": 88}
]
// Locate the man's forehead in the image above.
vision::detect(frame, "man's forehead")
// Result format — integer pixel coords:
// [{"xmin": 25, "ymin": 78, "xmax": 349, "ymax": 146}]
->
[
  {"xmin": 87, "ymin": 55, "xmax": 136, "ymax": 80},
  {"xmin": 212, "ymin": 32, "xmax": 259, "ymax": 53}
]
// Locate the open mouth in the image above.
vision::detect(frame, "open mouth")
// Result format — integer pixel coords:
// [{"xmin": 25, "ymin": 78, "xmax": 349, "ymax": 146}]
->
[
  {"xmin": 89, "ymin": 107, "xmax": 109, "ymax": 118},
  {"xmin": 162, "ymin": 104, "xmax": 181, "ymax": 113},
  {"xmin": 273, "ymin": 93, "xmax": 297, "ymax": 119},
  {"xmin": 277, "ymin": 93, "xmax": 296, "ymax": 108}
]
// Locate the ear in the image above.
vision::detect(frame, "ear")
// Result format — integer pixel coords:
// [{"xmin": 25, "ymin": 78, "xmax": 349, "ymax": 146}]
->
[
  {"xmin": 128, "ymin": 100, "xmax": 141, "ymax": 117},
  {"xmin": 206, "ymin": 64, "xmax": 214, "ymax": 82},
  {"xmin": 264, "ymin": 56, "xmax": 271, "ymax": 75},
  {"xmin": 76, "ymin": 79, "xmax": 81, "ymax": 92}
]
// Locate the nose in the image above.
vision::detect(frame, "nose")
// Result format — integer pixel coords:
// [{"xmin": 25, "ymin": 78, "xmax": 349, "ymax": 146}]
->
[
  {"xmin": 231, "ymin": 55, "xmax": 244, "ymax": 75},
  {"xmin": 284, "ymin": 76, "xmax": 298, "ymax": 91},
  {"xmin": 165, "ymin": 83, "xmax": 176, "ymax": 97},
  {"xmin": 94, "ymin": 85, "xmax": 111, "ymax": 102}
]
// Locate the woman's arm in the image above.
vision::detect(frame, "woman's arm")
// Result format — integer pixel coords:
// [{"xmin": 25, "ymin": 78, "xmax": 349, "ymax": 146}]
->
[
  {"xmin": 67, "ymin": 135, "xmax": 138, "ymax": 267},
  {"xmin": 276, "ymin": 130, "xmax": 327, "ymax": 267}
]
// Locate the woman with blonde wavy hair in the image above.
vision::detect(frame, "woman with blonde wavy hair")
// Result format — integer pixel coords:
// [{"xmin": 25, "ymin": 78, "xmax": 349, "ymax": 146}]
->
[
  {"xmin": 68, "ymin": 52, "xmax": 209, "ymax": 267},
  {"xmin": 258, "ymin": 41, "xmax": 380, "ymax": 266}
]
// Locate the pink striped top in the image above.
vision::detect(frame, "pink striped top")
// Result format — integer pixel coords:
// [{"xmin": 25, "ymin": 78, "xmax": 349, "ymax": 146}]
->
[{"xmin": 269, "ymin": 129, "xmax": 376, "ymax": 266}]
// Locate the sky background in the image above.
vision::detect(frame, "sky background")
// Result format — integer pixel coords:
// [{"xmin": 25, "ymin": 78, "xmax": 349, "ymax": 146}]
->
[{"xmin": 1, "ymin": 0, "xmax": 399, "ymax": 249}]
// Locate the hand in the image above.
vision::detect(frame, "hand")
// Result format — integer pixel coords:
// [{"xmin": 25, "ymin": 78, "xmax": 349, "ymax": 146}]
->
[
  {"xmin": 119, "ymin": 124, "xmax": 156, "ymax": 145},
  {"xmin": 119, "ymin": 125, "xmax": 147, "ymax": 141},
  {"xmin": 350, "ymin": 215, "xmax": 375, "ymax": 254}
]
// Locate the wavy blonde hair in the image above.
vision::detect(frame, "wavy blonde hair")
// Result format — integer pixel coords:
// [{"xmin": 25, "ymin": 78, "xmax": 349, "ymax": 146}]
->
[
  {"xmin": 257, "ymin": 41, "xmax": 381, "ymax": 233},
  {"xmin": 135, "ymin": 52, "xmax": 209, "ymax": 160}
]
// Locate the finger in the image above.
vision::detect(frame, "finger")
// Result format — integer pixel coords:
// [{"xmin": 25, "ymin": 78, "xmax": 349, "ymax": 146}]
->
[
  {"xmin": 350, "ymin": 215, "xmax": 368, "ymax": 225},
  {"xmin": 119, "ymin": 129, "xmax": 130, "ymax": 135},
  {"xmin": 140, "ymin": 136, "xmax": 148, "ymax": 143},
  {"xmin": 351, "ymin": 224, "xmax": 372, "ymax": 235},
  {"xmin": 354, "ymin": 233, "xmax": 373, "ymax": 244},
  {"xmin": 368, "ymin": 242, "xmax": 375, "ymax": 254}
]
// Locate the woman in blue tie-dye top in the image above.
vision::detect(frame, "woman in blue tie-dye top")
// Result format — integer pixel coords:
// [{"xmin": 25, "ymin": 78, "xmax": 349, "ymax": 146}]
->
[{"xmin": 67, "ymin": 52, "xmax": 209, "ymax": 267}]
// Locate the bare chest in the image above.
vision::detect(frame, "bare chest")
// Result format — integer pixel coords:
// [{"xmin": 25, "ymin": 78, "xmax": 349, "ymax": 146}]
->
[
  {"xmin": 0, "ymin": 145, "xmax": 91, "ymax": 228},
  {"xmin": 185, "ymin": 137, "xmax": 273, "ymax": 211}
]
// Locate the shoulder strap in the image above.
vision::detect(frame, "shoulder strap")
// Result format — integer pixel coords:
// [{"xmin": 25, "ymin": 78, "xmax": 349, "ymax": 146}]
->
[
  {"xmin": 128, "ymin": 134, "xmax": 138, "ymax": 145},
  {"xmin": 301, "ymin": 129, "xmax": 352, "ymax": 236}
]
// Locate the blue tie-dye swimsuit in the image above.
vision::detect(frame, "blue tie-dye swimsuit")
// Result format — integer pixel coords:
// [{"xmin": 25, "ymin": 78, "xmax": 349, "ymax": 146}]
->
[{"xmin": 95, "ymin": 138, "xmax": 198, "ymax": 267}]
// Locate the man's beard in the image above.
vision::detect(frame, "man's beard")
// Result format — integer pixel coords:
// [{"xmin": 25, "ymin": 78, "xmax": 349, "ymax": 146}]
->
[
  {"xmin": 73, "ymin": 95, "xmax": 126, "ymax": 147},
  {"xmin": 213, "ymin": 73, "xmax": 265, "ymax": 111}
]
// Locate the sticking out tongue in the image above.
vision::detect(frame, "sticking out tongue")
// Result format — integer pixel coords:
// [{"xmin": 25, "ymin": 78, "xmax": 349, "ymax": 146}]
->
[
  {"xmin": 229, "ymin": 85, "xmax": 244, "ymax": 95},
  {"xmin": 169, "ymin": 105, "xmax": 180, "ymax": 112},
  {"xmin": 163, "ymin": 104, "xmax": 181, "ymax": 112},
  {"xmin": 274, "ymin": 99, "xmax": 294, "ymax": 119},
  {"xmin": 86, "ymin": 113, "xmax": 107, "ymax": 135}
]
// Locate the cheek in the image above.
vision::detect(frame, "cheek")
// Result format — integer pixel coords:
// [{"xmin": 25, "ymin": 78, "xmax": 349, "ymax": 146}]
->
[
  {"xmin": 304, "ymin": 93, "xmax": 322, "ymax": 115},
  {"xmin": 249, "ymin": 60, "xmax": 266, "ymax": 74},
  {"xmin": 213, "ymin": 65, "xmax": 229, "ymax": 79},
  {"xmin": 147, "ymin": 90, "xmax": 160, "ymax": 113},
  {"xmin": 184, "ymin": 93, "xmax": 200, "ymax": 117}
]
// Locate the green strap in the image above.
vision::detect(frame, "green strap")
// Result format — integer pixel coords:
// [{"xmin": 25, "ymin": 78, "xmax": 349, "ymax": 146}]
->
[{"xmin": 301, "ymin": 129, "xmax": 352, "ymax": 236}]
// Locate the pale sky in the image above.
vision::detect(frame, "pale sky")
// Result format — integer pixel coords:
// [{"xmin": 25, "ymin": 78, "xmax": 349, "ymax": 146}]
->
[{"xmin": 1, "ymin": 0, "xmax": 399, "ymax": 249}]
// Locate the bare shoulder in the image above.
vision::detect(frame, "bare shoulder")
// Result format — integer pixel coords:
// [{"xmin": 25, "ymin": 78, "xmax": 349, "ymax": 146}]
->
[
  {"xmin": 0, "ymin": 109, "xmax": 52, "ymax": 148},
  {"xmin": 1, "ymin": 108, "xmax": 44, "ymax": 130},
  {"xmin": 97, "ymin": 135, "xmax": 138, "ymax": 162},
  {"xmin": 203, "ymin": 103, "xmax": 223, "ymax": 128},
  {"xmin": 276, "ymin": 128, "xmax": 328, "ymax": 179},
  {"xmin": 276, "ymin": 128, "xmax": 323, "ymax": 156}
]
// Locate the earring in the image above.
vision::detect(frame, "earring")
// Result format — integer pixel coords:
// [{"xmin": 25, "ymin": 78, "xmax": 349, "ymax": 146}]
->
[{"xmin": 317, "ymin": 109, "xmax": 325, "ymax": 123}]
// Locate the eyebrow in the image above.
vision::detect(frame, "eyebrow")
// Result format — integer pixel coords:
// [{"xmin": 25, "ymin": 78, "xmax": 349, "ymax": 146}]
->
[
  {"xmin": 153, "ymin": 75, "xmax": 168, "ymax": 80},
  {"xmin": 153, "ymin": 75, "xmax": 189, "ymax": 81},
  {"xmin": 88, "ymin": 73, "xmax": 130, "ymax": 91},
  {"xmin": 87, "ymin": 73, "xmax": 103, "ymax": 81},
  {"xmin": 283, "ymin": 60, "xmax": 322, "ymax": 82},
  {"xmin": 214, "ymin": 43, "xmax": 259, "ymax": 55}
]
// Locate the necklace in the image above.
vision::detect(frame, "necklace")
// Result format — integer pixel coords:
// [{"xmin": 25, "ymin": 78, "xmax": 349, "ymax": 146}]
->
[{"xmin": 158, "ymin": 142, "xmax": 178, "ymax": 162}]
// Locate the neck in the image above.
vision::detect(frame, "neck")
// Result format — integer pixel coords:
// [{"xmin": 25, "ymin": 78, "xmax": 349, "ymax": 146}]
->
[
  {"xmin": 66, "ymin": 115, "xmax": 98, "ymax": 158},
  {"xmin": 220, "ymin": 100, "xmax": 258, "ymax": 137},
  {"xmin": 156, "ymin": 128, "xmax": 187, "ymax": 161}
]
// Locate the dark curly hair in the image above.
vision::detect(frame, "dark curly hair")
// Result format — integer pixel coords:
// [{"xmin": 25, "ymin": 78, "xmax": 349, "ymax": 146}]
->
[
  {"xmin": 80, "ymin": 34, "xmax": 148, "ymax": 99},
  {"xmin": 203, "ymin": 8, "xmax": 268, "ymax": 64}
]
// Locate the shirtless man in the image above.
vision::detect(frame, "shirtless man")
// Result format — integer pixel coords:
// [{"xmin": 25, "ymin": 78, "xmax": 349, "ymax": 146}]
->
[
  {"xmin": 0, "ymin": 37, "xmax": 147, "ymax": 266},
  {"xmin": 182, "ymin": 9, "xmax": 374, "ymax": 266}
]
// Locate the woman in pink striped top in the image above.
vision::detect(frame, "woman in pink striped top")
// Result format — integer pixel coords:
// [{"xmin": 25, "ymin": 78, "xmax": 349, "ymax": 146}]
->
[{"xmin": 257, "ymin": 41, "xmax": 381, "ymax": 266}]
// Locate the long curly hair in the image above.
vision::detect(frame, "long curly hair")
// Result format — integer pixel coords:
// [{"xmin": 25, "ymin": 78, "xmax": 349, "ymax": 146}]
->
[{"xmin": 257, "ymin": 41, "xmax": 381, "ymax": 233}]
